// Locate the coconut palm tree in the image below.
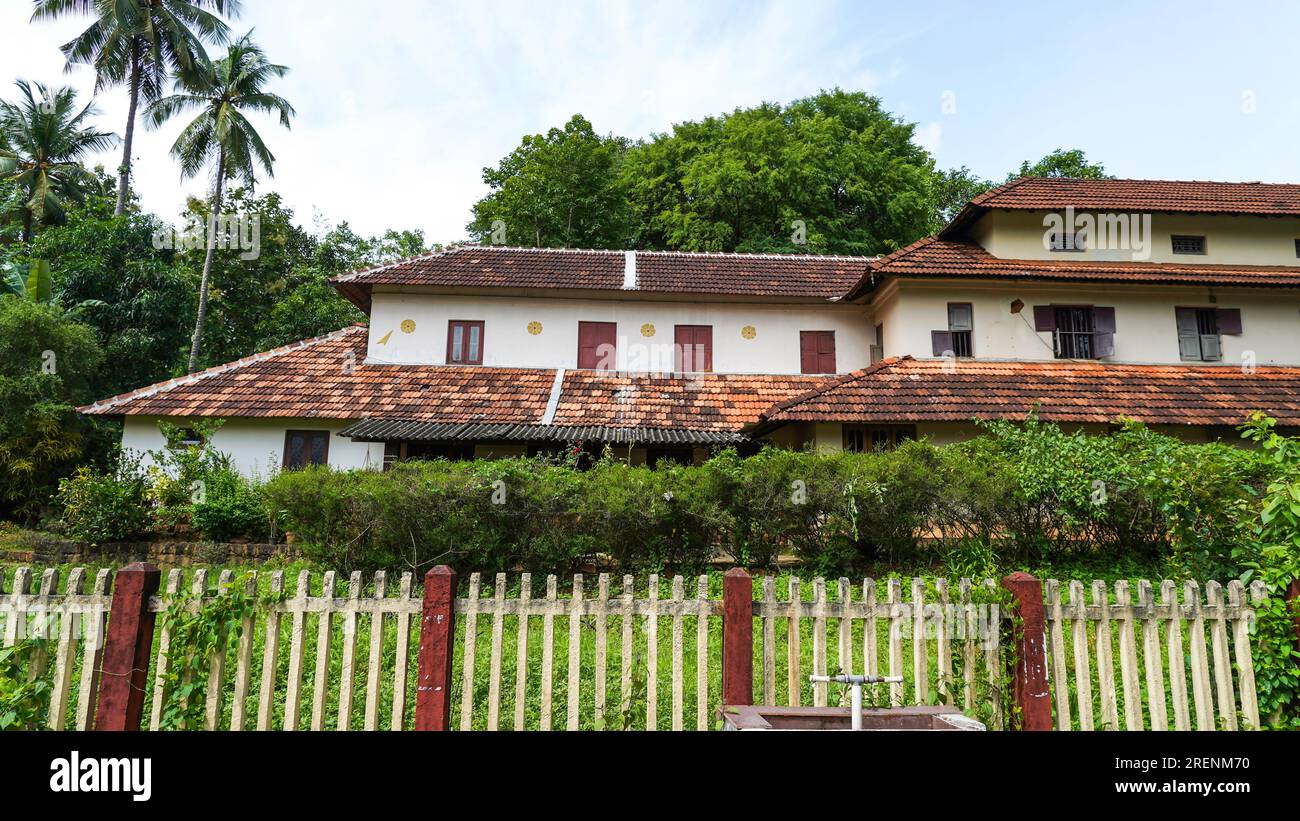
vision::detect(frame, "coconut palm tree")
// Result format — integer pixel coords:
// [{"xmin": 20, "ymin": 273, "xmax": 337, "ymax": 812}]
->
[
  {"xmin": 31, "ymin": 0, "xmax": 241, "ymax": 216},
  {"xmin": 0, "ymin": 81, "xmax": 117, "ymax": 242},
  {"xmin": 144, "ymin": 33, "xmax": 293, "ymax": 373}
]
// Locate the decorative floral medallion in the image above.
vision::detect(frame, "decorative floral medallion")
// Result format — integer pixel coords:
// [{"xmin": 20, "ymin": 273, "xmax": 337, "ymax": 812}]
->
[
  {"xmin": 527, "ymin": 321, "xmax": 543, "ymax": 335},
  {"xmin": 741, "ymin": 325, "xmax": 757, "ymax": 340}
]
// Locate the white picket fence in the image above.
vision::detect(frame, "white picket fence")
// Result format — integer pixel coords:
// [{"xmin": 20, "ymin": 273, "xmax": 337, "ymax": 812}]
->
[{"xmin": 0, "ymin": 566, "xmax": 1270, "ymax": 731}]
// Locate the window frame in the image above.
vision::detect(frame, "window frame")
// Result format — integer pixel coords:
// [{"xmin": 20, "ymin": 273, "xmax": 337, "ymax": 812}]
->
[
  {"xmin": 577, "ymin": 321, "xmax": 618, "ymax": 371},
  {"xmin": 1171, "ymin": 235, "xmax": 1207, "ymax": 255},
  {"xmin": 1175, "ymin": 306, "xmax": 1223, "ymax": 362},
  {"xmin": 673, "ymin": 324, "xmax": 713, "ymax": 373},
  {"xmin": 446, "ymin": 320, "xmax": 485, "ymax": 366},
  {"xmin": 799, "ymin": 330, "xmax": 837, "ymax": 374},
  {"xmin": 843, "ymin": 424, "xmax": 916, "ymax": 452},
  {"xmin": 282, "ymin": 430, "xmax": 330, "ymax": 469},
  {"xmin": 1053, "ymin": 305, "xmax": 1096, "ymax": 359},
  {"xmin": 947, "ymin": 302, "xmax": 974, "ymax": 357}
]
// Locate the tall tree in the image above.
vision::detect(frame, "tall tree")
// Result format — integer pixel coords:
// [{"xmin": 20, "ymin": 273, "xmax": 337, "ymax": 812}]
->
[
  {"xmin": 469, "ymin": 114, "xmax": 631, "ymax": 248},
  {"xmin": 0, "ymin": 81, "xmax": 116, "ymax": 242},
  {"xmin": 1009, "ymin": 148, "xmax": 1110, "ymax": 181},
  {"xmin": 144, "ymin": 33, "xmax": 294, "ymax": 372},
  {"xmin": 32, "ymin": 0, "xmax": 240, "ymax": 216}
]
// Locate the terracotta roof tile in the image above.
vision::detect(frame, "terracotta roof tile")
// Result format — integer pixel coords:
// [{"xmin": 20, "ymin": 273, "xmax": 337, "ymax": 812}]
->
[
  {"xmin": 80, "ymin": 325, "xmax": 833, "ymax": 433},
  {"xmin": 845, "ymin": 236, "xmax": 1300, "ymax": 297},
  {"xmin": 760, "ymin": 357, "xmax": 1300, "ymax": 426},
  {"xmin": 970, "ymin": 177, "xmax": 1300, "ymax": 216}
]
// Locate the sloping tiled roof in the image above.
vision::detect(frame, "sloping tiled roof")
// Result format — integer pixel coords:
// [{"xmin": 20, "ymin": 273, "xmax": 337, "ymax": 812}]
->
[
  {"xmin": 971, "ymin": 177, "xmax": 1300, "ymax": 216},
  {"xmin": 330, "ymin": 245, "xmax": 871, "ymax": 309},
  {"xmin": 759, "ymin": 357, "xmax": 1300, "ymax": 426},
  {"xmin": 843, "ymin": 236, "xmax": 1300, "ymax": 298},
  {"xmin": 79, "ymin": 325, "xmax": 834, "ymax": 435}
]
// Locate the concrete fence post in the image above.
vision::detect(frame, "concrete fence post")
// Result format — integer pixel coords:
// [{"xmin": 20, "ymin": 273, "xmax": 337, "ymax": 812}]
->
[
  {"xmin": 722, "ymin": 567, "xmax": 754, "ymax": 707},
  {"xmin": 95, "ymin": 562, "xmax": 161, "ymax": 731},
  {"xmin": 1001, "ymin": 571, "xmax": 1053, "ymax": 731},
  {"xmin": 415, "ymin": 565, "xmax": 457, "ymax": 731}
]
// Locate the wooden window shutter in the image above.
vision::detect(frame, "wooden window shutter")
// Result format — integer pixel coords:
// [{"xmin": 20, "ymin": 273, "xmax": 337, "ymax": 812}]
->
[
  {"xmin": 1092, "ymin": 306, "xmax": 1115, "ymax": 357},
  {"xmin": 931, "ymin": 330, "xmax": 953, "ymax": 357},
  {"xmin": 1216, "ymin": 308, "xmax": 1242, "ymax": 335},
  {"xmin": 800, "ymin": 331, "xmax": 836, "ymax": 373},
  {"xmin": 578, "ymin": 321, "xmax": 617, "ymax": 370},
  {"xmin": 1175, "ymin": 308, "xmax": 1202, "ymax": 360},
  {"xmin": 1032, "ymin": 305, "xmax": 1056, "ymax": 332},
  {"xmin": 674, "ymin": 325, "xmax": 713, "ymax": 372}
]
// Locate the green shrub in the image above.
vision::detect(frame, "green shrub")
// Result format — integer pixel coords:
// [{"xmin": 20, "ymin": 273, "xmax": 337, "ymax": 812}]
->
[
  {"xmin": 55, "ymin": 450, "xmax": 150, "ymax": 544},
  {"xmin": 190, "ymin": 466, "xmax": 270, "ymax": 542}
]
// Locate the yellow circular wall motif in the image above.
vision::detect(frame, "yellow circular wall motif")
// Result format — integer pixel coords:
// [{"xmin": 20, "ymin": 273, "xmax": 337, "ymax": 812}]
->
[
  {"xmin": 640, "ymin": 323, "xmax": 656, "ymax": 337},
  {"xmin": 400, "ymin": 319, "xmax": 416, "ymax": 334},
  {"xmin": 741, "ymin": 325, "xmax": 757, "ymax": 340},
  {"xmin": 527, "ymin": 321, "xmax": 543, "ymax": 335}
]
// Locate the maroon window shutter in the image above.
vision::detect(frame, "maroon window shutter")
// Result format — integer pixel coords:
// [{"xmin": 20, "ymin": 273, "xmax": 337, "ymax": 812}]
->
[
  {"xmin": 799, "ymin": 331, "xmax": 835, "ymax": 373},
  {"xmin": 578, "ymin": 321, "xmax": 617, "ymax": 370},
  {"xmin": 931, "ymin": 330, "xmax": 953, "ymax": 357},
  {"xmin": 1093, "ymin": 307, "xmax": 1116, "ymax": 334},
  {"xmin": 1032, "ymin": 306, "xmax": 1056, "ymax": 332},
  {"xmin": 799, "ymin": 331, "xmax": 818, "ymax": 373},
  {"xmin": 674, "ymin": 325, "xmax": 713, "ymax": 372},
  {"xmin": 817, "ymin": 331, "xmax": 836, "ymax": 373},
  {"xmin": 1216, "ymin": 308, "xmax": 1242, "ymax": 335}
]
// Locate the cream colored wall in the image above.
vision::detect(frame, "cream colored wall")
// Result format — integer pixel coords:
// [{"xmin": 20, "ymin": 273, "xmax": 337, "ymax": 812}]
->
[
  {"xmin": 875, "ymin": 279, "xmax": 1300, "ymax": 365},
  {"xmin": 975, "ymin": 210, "xmax": 1300, "ymax": 266},
  {"xmin": 121, "ymin": 416, "xmax": 384, "ymax": 478},
  {"xmin": 366, "ymin": 291, "xmax": 875, "ymax": 375}
]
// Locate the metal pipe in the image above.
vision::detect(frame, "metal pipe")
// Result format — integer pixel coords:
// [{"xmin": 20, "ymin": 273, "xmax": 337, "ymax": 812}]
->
[{"xmin": 809, "ymin": 674, "xmax": 904, "ymax": 730}]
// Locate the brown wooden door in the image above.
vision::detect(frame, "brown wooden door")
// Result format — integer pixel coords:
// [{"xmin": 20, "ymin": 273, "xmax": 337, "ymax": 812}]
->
[
  {"xmin": 799, "ymin": 331, "xmax": 836, "ymax": 373},
  {"xmin": 673, "ymin": 325, "xmax": 713, "ymax": 372},
  {"xmin": 577, "ymin": 321, "xmax": 617, "ymax": 370}
]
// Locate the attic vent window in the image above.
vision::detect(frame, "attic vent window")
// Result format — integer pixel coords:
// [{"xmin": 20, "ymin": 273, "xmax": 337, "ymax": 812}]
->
[
  {"xmin": 1048, "ymin": 232, "xmax": 1085, "ymax": 252},
  {"xmin": 1294, "ymin": 238, "xmax": 1300, "ymax": 258},
  {"xmin": 1171, "ymin": 235, "xmax": 1206, "ymax": 255}
]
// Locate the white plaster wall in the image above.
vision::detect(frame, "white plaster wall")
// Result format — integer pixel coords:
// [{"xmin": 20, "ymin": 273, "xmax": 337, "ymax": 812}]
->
[
  {"xmin": 873, "ymin": 280, "xmax": 1300, "ymax": 365},
  {"xmin": 121, "ymin": 416, "xmax": 384, "ymax": 479},
  {"xmin": 365, "ymin": 291, "xmax": 875, "ymax": 374},
  {"xmin": 976, "ymin": 210, "xmax": 1300, "ymax": 267}
]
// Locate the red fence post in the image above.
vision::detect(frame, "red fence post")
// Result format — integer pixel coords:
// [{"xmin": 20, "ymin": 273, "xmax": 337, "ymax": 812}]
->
[
  {"xmin": 722, "ymin": 568, "xmax": 753, "ymax": 706},
  {"xmin": 95, "ymin": 562, "xmax": 161, "ymax": 731},
  {"xmin": 1001, "ymin": 571, "xmax": 1052, "ymax": 731},
  {"xmin": 415, "ymin": 565, "xmax": 457, "ymax": 731}
]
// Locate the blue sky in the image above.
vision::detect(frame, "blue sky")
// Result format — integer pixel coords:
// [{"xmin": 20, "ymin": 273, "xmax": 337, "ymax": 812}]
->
[{"xmin": 4, "ymin": 0, "xmax": 1300, "ymax": 242}]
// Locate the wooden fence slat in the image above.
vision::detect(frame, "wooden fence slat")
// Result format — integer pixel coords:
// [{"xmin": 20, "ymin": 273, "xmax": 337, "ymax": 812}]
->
[
  {"xmin": 514, "ymin": 573, "xmax": 531, "ymax": 731},
  {"xmin": 148, "ymin": 570, "xmax": 182, "ymax": 730},
  {"xmin": 390, "ymin": 572, "xmax": 413, "ymax": 731},
  {"xmin": 2, "ymin": 567, "xmax": 30, "ymax": 646},
  {"xmin": 1115, "ymin": 581, "xmax": 1143, "ymax": 731},
  {"xmin": 1228, "ymin": 581, "xmax": 1260, "ymax": 729},
  {"xmin": 646, "ymin": 573, "xmax": 659, "ymax": 731},
  {"xmin": 29, "ymin": 569, "xmax": 56, "ymax": 681},
  {"xmin": 762, "ymin": 577, "xmax": 775, "ymax": 706},
  {"xmin": 959, "ymin": 578, "xmax": 975, "ymax": 712},
  {"xmin": 1184, "ymin": 581, "xmax": 1213, "ymax": 731},
  {"xmin": 335, "ymin": 572, "xmax": 362, "ymax": 731},
  {"xmin": 812, "ymin": 578, "xmax": 827, "ymax": 707},
  {"xmin": 888, "ymin": 579, "xmax": 904, "ymax": 707},
  {"xmin": 1045, "ymin": 579, "xmax": 1071, "ymax": 731},
  {"xmin": 310, "ymin": 570, "xmax": 336, "ymax": 732},
  {"xmin": 75, "ymin": 569, "xmax": 112, "ymax": 730},
  {"xmin": 363, "ymin": 571, "xmax": 387, "ymax": 731},
  {"xmin": 787, "ymin": 576, "xmax": 801, "ymax": 707},
  {"xmin": 620, "ymin": 575, "xmax": 633, "ymax": 725},
  {"xmin": 911, "ymin": 578, "xmax": 927, "ymax": 706},
  {"xmin": 256, "ymin": 571, "xmax": 284, "ymax": 730},
  {"xmin": 283, "ymin": 571, "xmax": 309, "ymax": 731},
  {"xmin": 1206, "ymin": 581, "xmax": 1237, "ymax": 730},
  {"xmin": 671, "ymin": 575, "xmax": 684, "ymax": 730},
  {"xmin": 229, "ymin": 573, "xmax": 257, "ymax": 731},
  {"xmin": 540, "ymin": 574, "xmax": 556, "ymax": 731},
  {"xmin": 695, "ymin": 575, "xmax": 708, "ymax": 731},
  {"xmin": 48, "ymin": 568, "xmax": 84, "ymax": 730},
  {"xmin": 567, "ymin": 574, "xmax": 583, "ymax": 731},
  {"xmin": 487, "ymin": 573, "xmax": 506, "ymax": 731},
  {"xmin": 935, "ymin": 579, "xmax": 951, "ymax": 703},
  {"xmin": 1069, "ymin": 580, "xmax": 1094, "ymax": 731},
  {"xmin": 863, "ymin": 579, "xmax": 878, "ymax": 683},
  {"xmin": 1092, "ymin": 580, "xmax": 1118, "ymax": 731},
  {"xmin": 982, "ymin": 579, "xmax": 1001, "ymax": 730},
  {"xmin": 1137, "ymin": 581, "xmax": 1167, "ymax": 731},
  {"xmin": 595, "ymin": 574, "xmax": 609, "ymax": 730},
  {"xmin": 203, "ymin": 570, "xmax": 233, "ymax": 730},
  {"xmin": 1161, "ymin": 580, "xmax": 1189, "ymax": 732},
  {"xmin": 459, "ymin": 572, "xmax": 481, "ymax": 731},
  {"xmin": 837, "ymin": 578, "xmax": 851, "ymax": 683}
]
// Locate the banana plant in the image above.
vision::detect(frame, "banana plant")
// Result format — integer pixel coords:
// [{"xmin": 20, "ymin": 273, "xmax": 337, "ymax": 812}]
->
[{"xmin": 1, "ymin": 258, "xmax": 104, "ymax": 316}]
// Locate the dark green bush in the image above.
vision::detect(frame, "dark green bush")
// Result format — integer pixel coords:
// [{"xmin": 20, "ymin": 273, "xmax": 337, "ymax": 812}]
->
[{"xmin": 55, "ymin": 450, "xmax": 150, "ymax": 544}]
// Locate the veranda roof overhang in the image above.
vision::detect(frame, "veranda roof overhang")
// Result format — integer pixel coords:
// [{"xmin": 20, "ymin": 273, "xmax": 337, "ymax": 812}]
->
[{"xmin": 336, "ymin": 419, "xmax": 748, "ymax": 446}]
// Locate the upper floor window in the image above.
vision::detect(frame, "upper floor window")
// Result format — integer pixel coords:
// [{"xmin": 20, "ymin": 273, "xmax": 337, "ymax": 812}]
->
[
  {"xmin": 577, "ymin": 321, "xmax": 617, "ymax": 370},
  {"xmin": 168, "ymin": 428, "xmax": 205, "ymax": 450},
  {"xmin": 673, "ymin": 325, "xmax": 713, "ymax": 372},
  {"xmin": 799, "ymin": 330, "xmax": 836, "ymax": 374},
  {"xmin": 843, "ymin": 424, "xmax": 915, "ymax": 452},
  {"xmin": 932, "ymin": 302, "xmax": 973, "ymax": 357},
  {"xmin": 1048, "ymin": 232, "xmax": 1085, "ymax": 252},
  {"xmin": 447, "ymin": 320, "xmax": 484, "ymax": 365},
  {"xmin": 1171, "ymin": 235, "xmax": 1206, "ymax": 255},
  {"xmin": 283, "ymin": 430, "xmax": 329, "ymax": 469},
  {"xmin": 1033, "ymin": 305, "xmax": 1116, "ymax": 359},
  {"xmin": 1175, "ymin": 307, "xmax": 1241, "ymax": 361}
]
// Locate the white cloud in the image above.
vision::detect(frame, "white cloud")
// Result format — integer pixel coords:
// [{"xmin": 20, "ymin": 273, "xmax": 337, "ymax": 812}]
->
[{"xmin": 913, "ymin": 121, "xmax": 942, "ymax": 155}]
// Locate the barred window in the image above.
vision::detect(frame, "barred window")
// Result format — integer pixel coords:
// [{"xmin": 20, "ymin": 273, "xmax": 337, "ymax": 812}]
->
[{"xmin": 1171, "ymin": 235, "xmax": 1206, "ymax": 254}]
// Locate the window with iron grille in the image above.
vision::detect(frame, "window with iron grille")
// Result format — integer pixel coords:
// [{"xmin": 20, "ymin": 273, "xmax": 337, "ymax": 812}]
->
[
  {"xmin": 1171, "ymin": 235, "xmax": 1206, "ymax": 254},
  {"xmin": 947, "ymin": 303, "xmax": 973, "ymax": 357},
  {"xmin": 1048, "ymin": 232, "xmax": 1085, "ymax": 252},
  {"xmin": 1054, "ymin": 306, "xmax": 1095, "ymax": 358}
]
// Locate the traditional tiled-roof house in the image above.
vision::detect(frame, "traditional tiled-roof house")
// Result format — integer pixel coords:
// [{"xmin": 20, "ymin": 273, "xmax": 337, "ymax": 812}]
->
[{"xmin": 81, "ymin": 178, "xmax": 1300, "ymax": 473}]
